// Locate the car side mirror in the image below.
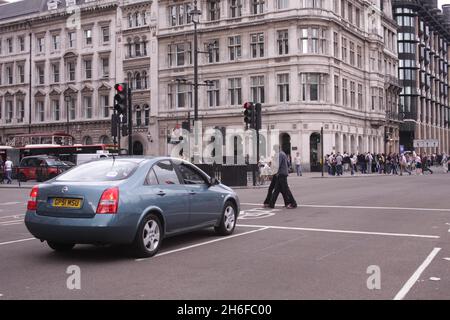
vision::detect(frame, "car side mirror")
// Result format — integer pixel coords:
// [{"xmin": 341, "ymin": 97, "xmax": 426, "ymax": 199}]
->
[{"xmin": 209, "ymin": 177, "xmax": 220, "ymax": 186}]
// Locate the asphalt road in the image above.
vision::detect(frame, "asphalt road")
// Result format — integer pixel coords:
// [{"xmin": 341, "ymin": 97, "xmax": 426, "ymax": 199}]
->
[{"xmin": 0, "ymin": 172, "xmax": 449, "ymax": 300}]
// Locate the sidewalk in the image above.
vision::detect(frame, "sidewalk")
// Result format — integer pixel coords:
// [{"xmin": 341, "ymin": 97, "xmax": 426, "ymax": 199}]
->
[{"xmin": 0, "ymin": 180, "xmax": 36, "ymax": 189}]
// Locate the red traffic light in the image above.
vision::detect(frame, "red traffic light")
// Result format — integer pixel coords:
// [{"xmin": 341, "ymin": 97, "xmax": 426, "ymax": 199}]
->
[
  {"xmin": 115, "ymin": 83, "xmax": 125, "ymax": 92},
  {"xmin": 243, "ymin": 102, "xmax": 252, "ymax": 109}
]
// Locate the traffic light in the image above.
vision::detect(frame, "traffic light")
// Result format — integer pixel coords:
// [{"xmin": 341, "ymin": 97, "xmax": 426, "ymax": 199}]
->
[
  {"xmin": 243, "ymin": 102, "xmax": 255, "ymax": 128},
  {"xmin": 114, "ymin": 83, "xmax": 128, "ymax": 115},
  {"xmin": 255, "ymin": 103, "xmax": 262, "ymax": 131}
]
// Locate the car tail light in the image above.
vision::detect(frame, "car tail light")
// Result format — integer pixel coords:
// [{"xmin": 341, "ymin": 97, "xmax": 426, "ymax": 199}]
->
[
  {"xmin": 27, "ymin": 185, "xmax": 39, "ymax": 211},
  {"xmin": 96, "ymin": 187, "xmax": 119, "ymax": 214}
]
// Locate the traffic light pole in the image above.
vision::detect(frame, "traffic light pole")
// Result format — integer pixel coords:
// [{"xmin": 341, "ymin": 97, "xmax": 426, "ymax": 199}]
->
[{"xmin": 128, "ymin": 87, "xmax": 132, "ymax": 155}]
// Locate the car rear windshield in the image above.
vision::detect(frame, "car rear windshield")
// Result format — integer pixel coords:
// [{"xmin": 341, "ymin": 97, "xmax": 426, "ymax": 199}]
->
[
  {"xmin": 55, "ymin": 160, "xmax": 138, "ymax": 181},
  {"xmin": 45, "ymin": 159, "xmax": 65, "ymax": 166}
]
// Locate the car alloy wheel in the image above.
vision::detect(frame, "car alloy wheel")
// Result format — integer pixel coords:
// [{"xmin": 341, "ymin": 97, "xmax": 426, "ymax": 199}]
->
[
  {"xmin": 215, "ymin": 201, "xmax": 237, "ymax": 236},
  {"xmin": 143, "ymin": 219, "xmax": 160, "ymax": 253}
]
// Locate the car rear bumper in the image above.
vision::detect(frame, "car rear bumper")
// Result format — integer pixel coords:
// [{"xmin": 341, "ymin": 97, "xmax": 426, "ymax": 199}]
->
[{"xmin": 25, "ymin": 211, "xmax": 137, "ymax": 244}]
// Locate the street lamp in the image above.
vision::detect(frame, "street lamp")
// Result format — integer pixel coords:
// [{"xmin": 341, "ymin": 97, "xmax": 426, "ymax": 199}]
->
[
  {"xmin": 64, "ymin": 94, "xmax": 71, "ymax": 135},
  {"xmin": 190, "ymin": 0, "xmax": 201, "ymax": 123}
]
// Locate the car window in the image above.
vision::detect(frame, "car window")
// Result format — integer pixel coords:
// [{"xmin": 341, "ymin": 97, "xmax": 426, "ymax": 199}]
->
[
  {"xmin": 20, "ymin": 158, "xmax": 29, "ymax": 167},
  {"xmin": 56, "ymin": 160, "xmax": 138, "ymax": 181},
  {"xmin": 178, "ymin": 163, "xmax": 207, "ymax": 185},
  {"xmin": 145, "ymin": 168, "xmax": 159, "ymax": 185},
  {"xmin": 45, "ymin": 159, "xmax": 64, "ymax": 166},
  {"xmin": 152, "ymin": 161, "xmax": 180, "ymax": 185}
]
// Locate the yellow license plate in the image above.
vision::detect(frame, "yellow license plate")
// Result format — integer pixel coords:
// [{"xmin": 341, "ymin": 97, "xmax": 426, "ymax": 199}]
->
[{"xmin": 52, "ymin": 198, "xmax": 82, "ymax": 209}]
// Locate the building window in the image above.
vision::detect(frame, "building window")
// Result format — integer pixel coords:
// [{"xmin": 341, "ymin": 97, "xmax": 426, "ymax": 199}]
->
[
  {"xmin": 18, "ymin": 36, "xmax": 25, "ymax": 51},
  {"xmin": 37, "ymin": 101, "xmax": 45, "ymax": 122},
  {"xmin": 340, "ymin": 0, "xmax": 345, "ymax": 19},
  {"xmin": 84, "ymin": 59, "xmax": 92, "ymax": 79},
  {"xmin": 52, "ymin": 99, "xmax": 60, "ymax": 121},
  {"xmin": 277, "ymin": 0, "xmax": 288, "ymax": 10},
  {"xmin": 101, "ymin": 95, "xmax": 109, "ymax": 118},
  {"xmin": 350, "ymin": 81, "xmax": 355, "ymax": 108},
  {"xmin": 250, "ymin": 33, "xmax": 264, "ymax": 58},
  {"xmin": 135, "ymin": 72, "xmax": 142, "ymax": 89},
  {"xmin": 144, "ymin": 105, "xmax": 150, "ymax": 125},
  {"xmin": 84, "ymin": 96, "xmax": 92, "ymax": 118},
  {"xmin": 206, "ymin": 40, "xmax": 220, "ymax": 63},
  {"xmin": 52, "ymin": 34, "xmax": 60, "ymax": 51},
  {"xmin": 37, "ymin": 37, "xmax": 45, "ymax": 53},
  {"xmin": 101, "ymin": 57, "xmax": 109, "ymax": 78},
  {"xmin": 37, "ymin": 65, "xmax": 45, "ymax": 85},
  {"xmin": 355, "ymin": 7, "xmax": 361, "ymax": 28},
  {"xmin": 84, "ymin": 29, "xmax": 92, "ymax": 46},
  {"xmin": 299, "ymin": 27, "xmax": 327, "ymax": 54},
  {"xmin": 7, "ymin": 38, "xmax": 13, "ymax": 53},
  {"xmin": 250, "ymin": 75, "xmax": 265, "ymax": 103},
  {"xmin": 251, "ymin": 0, "xmax": 264, "ymax": 15},
  {"xmin": 301, "ymin": 73, "xmax": 326, "ymax": 102},
  {"xmin": 18, "ymin": 65, "xmax": 25, "ymax": 83},
  {"xmin": 68, "ymin": 32, "xmax": 76, "ymax": 48},
  {"xmin": 229, "ymin": 0, "xmax": 242, "ymax": 17},
  {"xmin": 207, "ymin": 80, "xmax": 220, "ymax": 107},
  {"xmin": 228, "ymin": 78, "xmax": 242, "ymax": 105},
  {"xmin": 142, "ymin": 71, "xmax": 148, "ymax": 89},
  {"xmin": 342, "ymin": 78, "xmax": 348, "ymax": 106},
  {"xmin": 277, "ymin": 73, "xmax": 290, "ymax": 103},
  {"xmin": 168, "ymin": 83, "xmax": 192, "ymax": 109},
  {"xmin": 357, "ymin": 45, "xmax": 362, "ymax": 68},
  {"xmin": 277, "ymin": 30, "xmax": 289, "ymax": 55},
  {"xmin": 67, "ymin": 62, "xmax": 76, "ymax": 81},
  {"xmin": 379, "ymin": 88, "xmax": 384, "ymax": 111},
  {"xmin": 333, "ymin": 32, "xmax": 339, "ymax": 58},
  {"xmin": 102, "ymin": 27, "xmax": 110, "ymax": 43},
  {"xmin": 168, "ymin": 3, "xmax": 193, "ymax": 26},
  {"xmin": 349, "ymin": 41, "xmax": 355, "ymax": 66},
  {"xmin": 17, "ymin": 99, "xmax": 24, "ymax": 123},
  {"xmin": 228, "ymin": 36, "xmax": 241, "ymax": 61},
  {"xmin": 69, "ymin": 98, "xmax": 76, "ymax": 120},
  {"xmin": 300, "ymin": 0, "xmax": 322, "ymax": 8},
  {"xmin": 135, "ymin": 106, "xmax": 142, "ymax": 126},
  {"xmin": 168, "ymin": 43, "xmax": 192, "ymax": 67},
  {"xmin": 358, "ymin": 84, "xmax": 363, "ymax": 110},
  {"xmin": 341, "ymin": 37, "xmax": 347, "ymax": 62},
  {"xmin": 347, "ymin": 2, "xmax": 353, "ymax": 24},
  {"xmin": 52, "ymin": 63, "xmax": 60, "ymax": 83},
  {"xmin": 207, "ymin": 0, "xmax": 220, "ymax": 21},
  {"xmin": 6, "ymin": 66, "xmax": 13, "ymax": 85},
  {"xmin": 371, "ymin": 87, "xmax": 377, "ymax": 110},
  {"xmin": 6, "ymin": 101, "xmax": 13, "ymax": 123},
  {"xmin": 334, "ymin": 75, "xmax": 339, "ymax": 104}
]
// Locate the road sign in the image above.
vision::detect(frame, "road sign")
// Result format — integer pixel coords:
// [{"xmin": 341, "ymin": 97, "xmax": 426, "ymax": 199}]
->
[{"xmin": 413, "ymin": 139, "xmax": 439, "ymax": 148}]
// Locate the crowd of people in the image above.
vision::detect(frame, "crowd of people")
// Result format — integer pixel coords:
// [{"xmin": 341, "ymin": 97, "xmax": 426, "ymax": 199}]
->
[{"xmin": 324, "ymin": 152, "xmax": 449, "ymax": 176}]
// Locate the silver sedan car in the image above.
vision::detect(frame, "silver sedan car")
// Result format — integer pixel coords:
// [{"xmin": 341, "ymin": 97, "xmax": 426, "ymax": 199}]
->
[{"xmin": 25, "ymin": 157, "xmax": 240, "ymax": 258}]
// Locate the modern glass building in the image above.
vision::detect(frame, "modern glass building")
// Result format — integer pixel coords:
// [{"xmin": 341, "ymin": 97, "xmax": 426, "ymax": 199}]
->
[{"xmin": 393, "ymin": 0, "xmax": 450, "ymax": 153}]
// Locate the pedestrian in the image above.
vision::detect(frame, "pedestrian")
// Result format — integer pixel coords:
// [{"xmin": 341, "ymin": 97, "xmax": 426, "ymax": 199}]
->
[
  {"xmin": 294, "ymin": 152, "xmax": 302, "ymax": 176},
  {"xmin": 400, "ymin": 153, "xmax": 411, "ymax": 176},
  {"xmin": 422, "ymin": 154, "xmax": 433, "ymax": 174},
  {"xmin": 335, "ymin": 152, "xmax": 343, "ymax": 176},
  {"xmin": 268, "ymin": 145, "xmax": 297, "ymax": 209},
  {"xmin": 350, "ymin": 153, "xmax": 357, "ymax": 175},
  {"xmin": 4, "ymin": 157, "xmax": 13, "ymax": 184},
  {"xmin": 441, "ymin": 153, "xmax": 448, "ymax": 173},
  {"xmin": 0, "ymin": 157, "xmax": 4, "ymax": 184}
]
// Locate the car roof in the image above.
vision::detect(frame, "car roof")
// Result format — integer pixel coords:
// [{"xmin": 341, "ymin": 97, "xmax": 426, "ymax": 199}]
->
[{"xmin": 22, "ymin": 155, "xmax": 59, "ymax": 159}]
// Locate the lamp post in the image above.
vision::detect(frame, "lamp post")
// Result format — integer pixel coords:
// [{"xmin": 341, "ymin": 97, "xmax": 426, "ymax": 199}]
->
[
  {"xmin": 190, "ymin": 0, "xmax": 201, "ymax": 123},
  {"xmin": 64, "ymin": 94, "xmax": 71, "ymax": 135}
]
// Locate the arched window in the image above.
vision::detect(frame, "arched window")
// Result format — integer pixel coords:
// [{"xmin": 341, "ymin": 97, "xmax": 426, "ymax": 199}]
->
[
  {"xmin": 99, "ymin": 135, "xmax": 111, "ymax": 144},
  {"xmin": 142, "ymin": 11, "xmax": 147, "ymax": 25},
  {"xmin": 135, "ymin": 105, "xmax": 142, "ymax": 126},
  {"xmin": 135, "ymin": 38, "xmax": 141, "ymax": 57},
  {"xmin": 142, "ymin": 71, "xmax": 148, "ymax": 89},
  {"xmin": 82, "ymin": 136, "xmax": 93, "ymax": 145},
  {"xmin": 135, "ymin": 72, "xmax": 142, "ymax": 89},
  {"xmin": 134, "ymin": 12, "xmax": 140, "ymax": 27},
  {"xmin": 127, "ymin": 72, "xmax": 133, "ymax": 89},
  {"xmin": 143, "ymin": 104, "xmax": 150, "ymax": 126},
  {"xmin": 128, "ymin": 14, "xmax": 133, "ymax": 28}
]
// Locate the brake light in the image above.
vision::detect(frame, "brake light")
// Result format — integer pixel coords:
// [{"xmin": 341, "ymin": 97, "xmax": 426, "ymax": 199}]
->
[
  {"xmin": 96, "ymin": 187, "xmax": 119, "ymax": 214},
  {"xmin": 27, "ymin": 185, "xmax": 39, "ymax": 211}
]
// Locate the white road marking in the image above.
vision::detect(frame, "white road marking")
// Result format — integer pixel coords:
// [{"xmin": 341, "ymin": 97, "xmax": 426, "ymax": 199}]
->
[
  {"xmin": 136, "ymin": 227, "xmax": 269, "ymax": 262},
  {"xmin": 0, "ymin": 237, "xmax": 36, "ymax": 246},
  {"xmin": 0, "ymin": 220, "xmax": 24, "ymax": 224},
  {"xmin": 237, "ymin": 224, "xmax": 440, "ymax": 239},
  {"xmin": 0, "ymin": 202, "xmax": 22, "ymax": 206},
  {"xmin": 240, "ymin": 203, "xmax": 450, "ymax": 212},
  {"xmin": 429, "ymin": 277, "xmax": 441, "ymax": 281},
  {"xmin": 0, "ymin": 214, "xmax": 24, "ymax": 219},
  {"xmin": 393, "ymin": 247, "xmax": 441, "ymax": 300},
  {"xmin": 443, "ymin": 257, "xmax": 450, "ymax": 261},
  {"xmin": 0, "ymin": 222, "xmax": 23, "ymax": 226}
]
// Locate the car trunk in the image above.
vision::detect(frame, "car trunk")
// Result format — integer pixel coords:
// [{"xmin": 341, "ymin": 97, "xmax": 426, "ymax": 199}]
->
[{"xmin": 36, "ymin": 181, "xmax": 120, "ymax": 218}]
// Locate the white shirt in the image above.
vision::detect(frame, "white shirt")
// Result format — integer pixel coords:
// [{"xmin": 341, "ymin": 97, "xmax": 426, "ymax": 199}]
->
[
  {"xmin": 4, "ymin": 160, "xmax": 13, "ymax": 171},
  {"xmin": 294, "ymin": 156, "xmax": 301, "ymax": 165}
]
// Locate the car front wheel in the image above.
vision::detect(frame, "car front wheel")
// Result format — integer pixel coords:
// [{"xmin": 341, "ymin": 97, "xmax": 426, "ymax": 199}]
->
[
  {"xmin": 214, "ymin": 201, "xmax": 237, "ymax": 236},
  {"xmin": 133, "ymin": 214, "xmax": 162, "ymax": 258}
]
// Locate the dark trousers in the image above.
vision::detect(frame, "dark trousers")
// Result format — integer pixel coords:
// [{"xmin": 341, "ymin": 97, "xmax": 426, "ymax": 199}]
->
[
  {"xmin": 264, "ymin": 175, "xmax": 281, "ymax": 205},
  {"xmin": 269, "ymin": 175, "xmax": 297, "ymax": 208}
]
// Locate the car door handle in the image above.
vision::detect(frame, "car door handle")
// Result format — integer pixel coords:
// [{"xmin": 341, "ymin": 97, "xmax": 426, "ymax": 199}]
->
[
  {"xmin": 156, "ymin": 191, "xmax": 166, "ymax": 196},
  {"xmin": 189, "ymin": 191, "xmax": 197, "ymax": 195}
]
